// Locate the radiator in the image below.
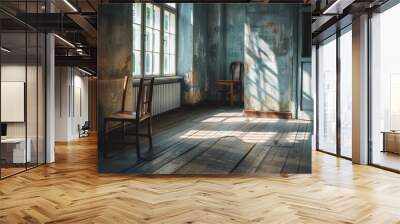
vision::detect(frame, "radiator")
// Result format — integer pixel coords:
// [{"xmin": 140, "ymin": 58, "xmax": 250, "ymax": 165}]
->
[{"xmin": 132, "ymin": 82, "xmax": 181, "ymax": 116}]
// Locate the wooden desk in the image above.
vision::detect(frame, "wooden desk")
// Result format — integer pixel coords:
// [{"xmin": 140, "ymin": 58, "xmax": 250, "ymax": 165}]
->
[
  {"xmin": 216, "ymin": 80, "xmax": 241, "ymax": 106},
  {"xmin": 382, "ymin": 131, "xmax": 400, "ymax": 154}
]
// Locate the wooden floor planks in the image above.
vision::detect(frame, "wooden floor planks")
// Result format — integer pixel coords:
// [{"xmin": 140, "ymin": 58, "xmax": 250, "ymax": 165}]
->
[
  {"xmin": 1, "ymin": 107, "xmax": 400, "ymax": 223},
  {"xmin": 103, "ymin": 107, "xmax": 312, "ymax": 174}
]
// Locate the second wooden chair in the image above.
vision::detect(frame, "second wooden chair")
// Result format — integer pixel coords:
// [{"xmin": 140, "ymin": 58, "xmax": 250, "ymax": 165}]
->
[{"xmin": 104, "ymin": 76, "xmax": 155, "ymax": 160}]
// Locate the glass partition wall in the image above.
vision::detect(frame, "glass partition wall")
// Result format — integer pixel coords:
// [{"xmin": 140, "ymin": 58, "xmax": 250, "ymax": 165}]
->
[
  {"xmin": 317, "ymin": 35, "xmax": 337, "ymax": 155},
  {"xmin": 316, "ymin": 25, "xmax": 352, "ymax": 159},
  {"xmin": 0, "ymin": 4, "xmax": 46, "ymax": 179},
  {"xmin": 370, "ymin": 3, "xmax": 400, "ymax": 171}
]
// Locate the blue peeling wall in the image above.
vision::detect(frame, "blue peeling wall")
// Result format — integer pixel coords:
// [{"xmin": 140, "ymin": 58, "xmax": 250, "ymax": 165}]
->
[
  {"xmin": 225, "ymin": 4, "xmax": 245, "ymax": 80},
  {"xmin": 244, "ymin": 4, "xmax": 298, "ymax": 113},
  {"xmin": 177, "ymin": 3, "xmax": 193, "ymax": 102},
  {"xmin": 177, "ymin": 3, "xmax": 308, "ymax": 116}
]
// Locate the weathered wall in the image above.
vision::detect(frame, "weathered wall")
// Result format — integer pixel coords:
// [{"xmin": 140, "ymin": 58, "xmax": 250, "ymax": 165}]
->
[
  {"xmin": 244, "ymin": 4, "xmax": 298, "ymax": 113},
  {"xmin": 177, "ymin": 3, "xmax": 309, "ymax": 115},
  {"xmin": 97, "ymin": 4, "xmax": 132, "ymax": 162},
  {"xmin": 177, "ymin": 3, "xmax": 194, "ymax": 103},
  {"xmin": 225, "ymin": 4, "xmax": 245, "ymax": 80}
]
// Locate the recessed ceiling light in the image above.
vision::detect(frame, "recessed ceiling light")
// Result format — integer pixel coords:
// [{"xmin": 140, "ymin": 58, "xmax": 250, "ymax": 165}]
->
[
  {"xmin": 78, "ymin": 67, "xmax": 93, "ymax": 76},
  {"xmin": 63, "ymin": 0, "xmax": 78, "ymax": 12},
  {"xmin": 54, "ymin": 34, "xmax": 75, "ymax": 48},
  {"xmin": 1, "ymin": 47, "xmax": 11, "ymax": 53}
]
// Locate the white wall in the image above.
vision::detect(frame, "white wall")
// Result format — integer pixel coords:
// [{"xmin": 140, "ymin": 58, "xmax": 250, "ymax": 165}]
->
[
  {"xmin": 55, "ymin": 67, "xmax": 89, "ymax": 141},
  {"xmin": 1, "ymin": 63, "xmax": 46, "ymax": 164}
]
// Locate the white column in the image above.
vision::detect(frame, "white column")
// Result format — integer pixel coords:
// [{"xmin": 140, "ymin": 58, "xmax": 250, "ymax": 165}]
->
[
  {"xmin": 45, "ymin": 1, "xmax": 55, "ymax": 163},
  {"xmin": 352, "ymin": 14, "xmax": 369, "ymax": 164},
  {"xmin": 46, "ymin": 33, "xmax": 55, "ymax": 163}
]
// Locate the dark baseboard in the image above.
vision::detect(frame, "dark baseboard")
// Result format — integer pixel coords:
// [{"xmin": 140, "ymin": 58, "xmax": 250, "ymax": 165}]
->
[{"xmin": 243, "ymin": 110, "xmax": 292, "ymax": 119}]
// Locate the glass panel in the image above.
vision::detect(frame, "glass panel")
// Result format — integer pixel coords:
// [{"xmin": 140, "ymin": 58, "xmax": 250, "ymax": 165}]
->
[
  {"xmin": 1, "ymin": 31, "xmax": 28, "ymax": 177},
  {"xmin": 164, "ymin": 33, "xmax": 169, "ymax": 53},
  {"xmin": 371, "ymin": 4, "xmax": 400, "ymax": 171},
  {"xmin": 27, "ymin": 31, "xmax": 38, "ymax": 169},
  {"xmin": 164, "ymin": 11, "xmax": 170, "ymax": 32},
  {"xmin": 169, "ymin": 34, "xmax": 175, "ymax": 54},
  {"xmin": 164, "ymin": 54, "xmax": 170, "ymax": 74},
  {"xmin": 133, "ymin": 3, "xmax": 142, "ymax": 24},
  {"xmin": 133, "ymin": 24, "xmax": 141, "ymax": 51},
  {"xmin": 317, "ymin": 36, "xmax": 337, "ymax": 154},
  {"xmin": 154, "ymin": 30, "xmax": 160, "ymax": 53},
  {"xmin": 153, "ymin": 53, "xmax": 160, "ymax": 75},
  {"xmin": 170, "ymin": 13, "xmax": 176, "ymax": 34},
  {"xmin": 37, "ymin": 33, "xmax": 45, "ymax": 165},
  {"xmin": 145, "ymin": 52, "xmax": 152, "ymax": 75},
  {"xmin": 145, "ymin": 28, "xmax": 153, "ymax": 52},
  {"xmin": 154, "ymin": 6, "xmax": 160, "ymax": 30},
  {"xmin": 133, "ymin": 51, "xmax": 141, "ymax": 75},
  {"xmin": 146, "ymin": 4, "xmax": 154, "ymax": 28},
  {"xmin": 170, "ymin": 55, "xmax": 175, "ymax": 74},
  {"xmin": 166, "ymin": 3, "xmax": 176, "ymax": 8},
  {"xmin": 340, "ymin": 28, "xmax": 352, "ymax": 158}
]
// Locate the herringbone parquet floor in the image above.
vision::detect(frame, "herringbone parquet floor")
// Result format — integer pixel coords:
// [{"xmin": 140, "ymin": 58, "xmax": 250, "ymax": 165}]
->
[{"xmin": 1, "ymin": 135, "xmax": 400, "ymax": 223}]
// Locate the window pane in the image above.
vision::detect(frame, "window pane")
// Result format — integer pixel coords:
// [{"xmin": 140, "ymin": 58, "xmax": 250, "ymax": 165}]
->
[
  {"xmin": 164, "ymin": 54, "xmax": 170, "ymax": 74},
  {"xmin": 166, "ymin": 3, "xmax": 176, "ymax": 8},
  {"xmin": 133, "ymin": 51, "xmax": 141, "ymax": 75},
  {"xmin": 164, "ymin": 33, "xmax": 169, "ymax": 53},
  {"xmin": 317, "ymin": 36, "xmax": 337, "ymax": 155},
  {"xmin": 169, "ymin": 34, "xmax": 175, "ymax": 54},
  {"xmin": 146, "ymin": 4, "xmax": 153, "ymax": 28},
  {"xmin": 154, "ymin": 30, "xmax": 160, "ymax": 53},
  {"xmin": 145, "ymin": 52, "xmax": 153, "ymax": 75},
  {"xmin": 133, "ymin": 24, "xmax": 141, "ymax": 51},
  {"xmin": 133, "ymin": 3, "xmax": 141, "ymax": 24},
  {"xmin": 340, "ymin": 28, "xmax": 352, "ymax": 158},
  {"xmin": 164, "ymin": 11, "xmax": 170, "ymax": 32},
  {"xmin": 371, "ymin": 4, "xmax": 400, "ymax": 171},
  {"xmin": 170, "ymin": 13, "xmax": 176, "ymax": 34},
  {"xmin": 170, "ymin": 55, "xmax": 175, "ymax": 74},
  {"xmin": 153, "ymin": 53, "xmax": 160, "ymax": 75},
  {"xmin": 145, "ymin": 28, "xmax": 153, "ymax": 51},
  {"xmin": 154, "ymin": 6, "xmax": 160, "ymax": 30}
]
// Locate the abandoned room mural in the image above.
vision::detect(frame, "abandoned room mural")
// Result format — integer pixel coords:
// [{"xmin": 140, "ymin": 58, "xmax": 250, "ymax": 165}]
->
[{"xmin": 97, "ymin": 3, "xmax": 313, "ymax": 175}]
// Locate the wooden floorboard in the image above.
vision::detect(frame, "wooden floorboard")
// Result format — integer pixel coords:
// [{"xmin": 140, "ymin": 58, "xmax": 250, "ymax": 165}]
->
[
  {"xmin": 103, "ymin": 107, "xmax": 312, "ymax": 175},
  {"xmin": 1, "ymin": 113, "xmax": 400, "ymax": 222}
]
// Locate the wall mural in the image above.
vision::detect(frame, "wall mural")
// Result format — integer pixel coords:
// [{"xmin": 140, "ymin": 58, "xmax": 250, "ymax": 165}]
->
[{"xmin": 97, "ymin": 3, "xmax": 312, "ymax": 175}]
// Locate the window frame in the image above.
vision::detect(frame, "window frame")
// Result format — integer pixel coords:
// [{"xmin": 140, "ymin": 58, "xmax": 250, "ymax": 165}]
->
[{"xmin": 133, "ymin": 3, "xmax": 177, "ymax": 78}]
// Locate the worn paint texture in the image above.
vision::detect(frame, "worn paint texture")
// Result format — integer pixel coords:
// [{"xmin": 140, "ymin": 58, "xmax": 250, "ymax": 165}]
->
[
  {"xmin": 97, "ymin": 4, "xmax": 132, "ymax": 164},
  {"xmin": 178, "ymin": 3, "xmax": 305, "ymax": 111},
  {"xmin": 244, "ymin": 4, "xmax": 298, "ymax": 113}
]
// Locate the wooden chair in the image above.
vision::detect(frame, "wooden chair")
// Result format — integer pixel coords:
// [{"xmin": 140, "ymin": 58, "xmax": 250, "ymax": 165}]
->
[
  {"xmin": 103, "ymin": 76, "xmax": 155, "ymax": 160},
  {"xmin": 216, "ymin": 62, "xmax": 244, "ymax": 106}
]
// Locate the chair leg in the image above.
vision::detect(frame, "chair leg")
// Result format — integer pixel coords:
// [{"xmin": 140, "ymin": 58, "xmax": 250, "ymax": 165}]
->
[
  {"xmin": 136, "ymin": 123, "xmax": 141, "ymax": 160},
  {"xmin": 148, "ymin": 118, "xmax": 153, "ymax": 148}
]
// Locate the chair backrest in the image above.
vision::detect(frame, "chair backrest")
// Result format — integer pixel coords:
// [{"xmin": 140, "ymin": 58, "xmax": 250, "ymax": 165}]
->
[
  {"xmin": 121, "ymin": 75, "xmax": 129, "ymax": 111},
  {"xmin": 230, "ymin": 62, "xmax": 244, "ymax": 81},
  {"xmin": 136, "ymin": 77, "xmax": 155, "ymax": 120}
]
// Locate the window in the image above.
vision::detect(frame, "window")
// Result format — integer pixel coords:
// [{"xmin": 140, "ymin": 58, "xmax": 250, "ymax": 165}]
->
[
  {"xmin": 132, "ymin": 3, "xmax": 177, "ymax": 77},
  {"xmin": 339, "ymin": 26, "xmax": 352, "ymax": 158},
  {"xmin": 133, "ymin": 3, "xmax": 142, "ymax": 76},
  {"xmin": 370, "ymin": 3, "xmax": 400, "ymax": 171},
  {"xmin": 145, "ymin": 4, "xmax": 161, "ymax": 75},
  {"xmin": 317, "ymin": 35, "xmax": 337, "ymax": 155},
  {"xmin": 163, "ymin": 10, "xmax": 176, "ymax": 75}
]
